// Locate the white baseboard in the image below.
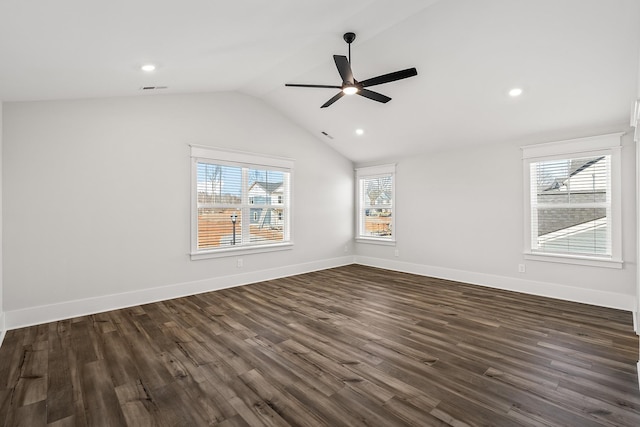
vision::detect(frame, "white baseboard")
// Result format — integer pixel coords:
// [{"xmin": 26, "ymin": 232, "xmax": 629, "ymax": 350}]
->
[
  {"xmin": 4, "ymin": 255, "xmax": 355, "ymax": 331},
  {"xmin": 355, "ymin": 256, "xmax": 635, "ymax": 312},
  {"xmin": 2, "ymin": 255, "xmax": 634, "ymax": 330}
]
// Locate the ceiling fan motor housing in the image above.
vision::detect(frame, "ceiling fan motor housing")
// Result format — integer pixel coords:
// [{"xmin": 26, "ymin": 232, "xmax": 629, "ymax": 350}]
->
[{"xmin": 343, "ymin": 32, "xmax": 356, "ymax": 44}]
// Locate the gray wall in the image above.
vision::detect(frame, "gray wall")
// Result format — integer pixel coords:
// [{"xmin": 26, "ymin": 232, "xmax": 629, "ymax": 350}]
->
[
  {"xmin": 356, "ymin": 136, "xmax": 637, "ymax": 309},
  {"xmin": 2, "ymin": 92, "xmax": 354, "ymax": 323}
]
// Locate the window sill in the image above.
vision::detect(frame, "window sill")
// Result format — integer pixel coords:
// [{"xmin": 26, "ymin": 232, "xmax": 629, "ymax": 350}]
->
[
  {"xmin": 523, "ymin": 252, "xmax": 623, "ymax": 269},
  {"xmin": 191, "ymin": 242, "xmax": 293, "ymax": 260},
  {"xmin": 355, "ymin": 237, "xmax": 396, "ymax": 246}
]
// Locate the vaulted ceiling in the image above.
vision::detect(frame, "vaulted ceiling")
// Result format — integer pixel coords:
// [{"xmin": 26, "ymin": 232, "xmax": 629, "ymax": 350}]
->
[{"xmin": 1, "ymin": 0, "xmax": 639, "ymax": 163}]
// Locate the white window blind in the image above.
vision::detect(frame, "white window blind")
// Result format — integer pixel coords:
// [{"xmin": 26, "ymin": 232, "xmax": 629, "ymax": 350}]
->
[
  {"xmin": 522, "ymin": 133, "xmax": 622, "ymax": 267},
  {"xmin": 356, "ymin": 164, "xmax": 395, "ymax": 242},
  {"xmin": 191, "ymin": 146, "xmax": 293, "ymax": 259},
  {"xmin": 530, "ymin": 155, "xmax": 611, "ymax": 256}
]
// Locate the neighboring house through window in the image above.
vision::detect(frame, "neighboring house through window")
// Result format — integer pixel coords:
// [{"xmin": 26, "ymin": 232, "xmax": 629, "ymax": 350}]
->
[
  {"xmin": 522, "ymin": 133, "xmax": 622, "ymax": 268},
  {"xmin": 355, "ymin": 164, "xmax": 396, "ymax": 243},
  {"xmin": 190, "ymin": 146, "xmax": 293, "ymax": 260}
]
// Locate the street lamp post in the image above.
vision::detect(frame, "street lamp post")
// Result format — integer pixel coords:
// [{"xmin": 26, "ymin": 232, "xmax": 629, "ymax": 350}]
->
[{"xmin": 230, "ymin": 213, "xmax": 237, "ymax": 245}]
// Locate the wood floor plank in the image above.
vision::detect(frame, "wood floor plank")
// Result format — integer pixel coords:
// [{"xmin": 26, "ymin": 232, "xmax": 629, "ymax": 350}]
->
[
  {"xmin": 110, "ymin": 313, "xmax": 175, "ymax": 392},
  {"xmin": 272, "ymin": 339, "xmax": 347, "ymax": 396},
  {"xmin": 46, "ymin": 346, "xmax": 73, "ymax": 424},
  {"xmin": 0, "ymin": 332, "xmax": 25, "ymax": 391},
  {"xmin": 215, "ymin": 414, "xmax": 252, "ymax": 427},
  {"xmin": 0, "ymin": 264, "xmax": 639, "ymax": 426},
  {"xmin": 174, "ymin": 375, "xmax": 236, "ymax": 423},
  {"xmin": 63, "ymin": 336, "xmax": 88, "ymax": 427},
  {"xmin": 6, "ymin": 400, "xmax": 46, "ymax": 427},
  {"xmin": 331, "ymin": 385, "xmax": 412, "ymax": 426},
  {"xmin": 383, "ymin": 396, "xmax": 450, "ymax": 427},
  {"xmin": 239, "ymin": 368, "xmax": 326, "ymax": 427},
  {"xmin": 47, "ymin": 415, "xmax": 81, "ymax": 427},
  {"xmin": 114, "ymin": 381, "xmax": 161, "ymax": 427},
  {"xmin": 80, "ymin": 360, "xmax": 127, "ymax": 427},
  {"xmin": 150, "ymin": 381, "xmax": 207, "ymax": 427},
  {"xmin": 284, "ymin": 380, "xmax": 364, "ymax": 427},
  {"xmin": 102, "ymin": 333, "xmax": 138, "ymax": 383},
  {"xmin": 12, "ymin": 345, "xmax": 47, "ymax": 408}
]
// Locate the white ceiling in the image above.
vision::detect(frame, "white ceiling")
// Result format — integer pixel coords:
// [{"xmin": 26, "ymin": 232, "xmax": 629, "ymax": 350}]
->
[{"xmin": 1, "ymin": 0, "xmax": 639, "ymax": 163}]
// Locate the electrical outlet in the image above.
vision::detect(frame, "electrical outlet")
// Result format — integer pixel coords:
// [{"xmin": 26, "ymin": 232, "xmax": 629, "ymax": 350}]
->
[
  {"xmin": 394, "ymin": 249, "xmax": 400, "ymax": 257},
  {"xmin": 344, "ymin": 245, "xmax": 349, "ymax": 253},
  {"xmin": 237, "ymin": 259, "xmax": 243, "ymax": 268},
  {"xmin": 518, "ymin": 264, "xmax": 526, "ymax": 273}
]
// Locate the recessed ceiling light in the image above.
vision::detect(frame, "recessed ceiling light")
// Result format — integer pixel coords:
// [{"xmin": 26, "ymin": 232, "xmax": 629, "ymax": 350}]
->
[
  {"xmin": 355, "ymin": 128, "xmax": 364, "ymax": 136},
  {"xmin": 141, "ymin": 64, "xmax": 156, "ymax": 72},
  {"xmin": 509, "ymin": 87, "xmax": 523, "ymax": 97}
]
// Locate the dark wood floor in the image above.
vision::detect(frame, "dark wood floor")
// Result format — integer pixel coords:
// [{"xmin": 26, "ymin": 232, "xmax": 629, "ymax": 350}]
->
[{"xmin": 1, "ymin": 265, "xmax": 639, "ymax": 426}]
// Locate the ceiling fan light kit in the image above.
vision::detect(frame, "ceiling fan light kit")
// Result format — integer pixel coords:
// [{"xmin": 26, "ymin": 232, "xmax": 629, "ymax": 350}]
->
[
  {"xmin": 343, "ymin": 85, "xmax": 359, "ymax": 95},
  {"xmin": 285, "ymin": 32, "xmax": 418, "ymax": 108}
]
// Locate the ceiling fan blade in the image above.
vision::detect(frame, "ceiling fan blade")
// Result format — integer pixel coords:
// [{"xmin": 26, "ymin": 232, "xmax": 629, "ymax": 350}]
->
[
  {"xmin": 321, "ymin": 92, "xmax": 345, "ymax": 108},
  {"xmin": 285, "ymin": 83, "xmax": 342, "ymax": 89},
  {"xmin": 333, "ymin": 55, "xmax": 354, "ymax": 85},
  {"xmin": 360, "ymin": 68, "xmax": 418, "ymax": 87},
  {"xmin": 358, "ymin": 89, "xmax": 391, "ymax": 103}
]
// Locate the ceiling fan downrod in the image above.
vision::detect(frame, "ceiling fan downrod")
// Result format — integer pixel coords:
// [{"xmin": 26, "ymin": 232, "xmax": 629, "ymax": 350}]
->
[{"xmin": 343, "ymin": 32, "xmax": 356, "ymax": 64}]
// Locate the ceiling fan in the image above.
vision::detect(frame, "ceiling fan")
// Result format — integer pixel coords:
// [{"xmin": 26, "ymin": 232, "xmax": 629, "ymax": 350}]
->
[{"xmin": 285, "ymin": 32, "xmax": 418, "ymax": 108}]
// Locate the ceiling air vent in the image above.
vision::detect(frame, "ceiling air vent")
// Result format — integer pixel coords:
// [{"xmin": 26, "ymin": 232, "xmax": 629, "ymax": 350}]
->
[
  {"xmin": 140, "ymin": 86, "xmax": 168, "ymax": 91},
  {"xmin": 321, "ymin": 131, "xmax": 334, "ymax": 139}
]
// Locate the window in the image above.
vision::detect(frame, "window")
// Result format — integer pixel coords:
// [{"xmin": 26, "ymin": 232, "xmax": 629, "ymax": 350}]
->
[
  {"xmin": 522, "ymin": 134, "xmax": 622, "ymax": 267},
  {"xmin": 190, "ymin": 146, "xmax": 293, "ymax": 260},
  {"xmin": 356, "ymin": 164, "xmax": 395, "ymax": 243}
]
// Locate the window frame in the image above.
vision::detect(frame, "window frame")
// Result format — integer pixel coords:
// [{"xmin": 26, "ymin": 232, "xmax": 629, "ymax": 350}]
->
[
  {"xmin": 355, "ymin": 164, "xmax": 396, "ymax": 245},
  {"xmin": 190, "ymin": 145, "xmax": 294, "ymax": 260},
  {"xmin": 521, "ymin": 133, "xmax": 622, "ymax": 268}
]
